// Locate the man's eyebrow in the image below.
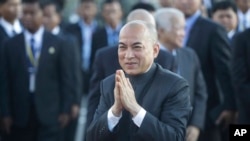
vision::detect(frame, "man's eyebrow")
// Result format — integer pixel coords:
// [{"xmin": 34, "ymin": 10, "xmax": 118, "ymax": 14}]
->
[
  {"xmin": 118, "ymin": 42, "xmax": 143, "ymax": 46},
  {"xmin": 132, "ymin": 42, "xmax": 143, "ymax": 46},
  {"xmin": 118, "ymin": 42, "xmax": 126, "ymax": 46}
]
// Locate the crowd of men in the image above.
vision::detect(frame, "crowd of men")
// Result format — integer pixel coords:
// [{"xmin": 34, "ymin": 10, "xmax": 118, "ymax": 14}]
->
[{"xmin": 0, "ymin": 0, "xmax": 249, "ymax": 141}]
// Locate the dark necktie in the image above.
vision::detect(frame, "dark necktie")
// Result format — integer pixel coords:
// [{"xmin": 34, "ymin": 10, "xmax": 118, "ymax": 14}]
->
[{"xmin": 30, "ymin": 37, "xmax": 35, "ymax": 57}]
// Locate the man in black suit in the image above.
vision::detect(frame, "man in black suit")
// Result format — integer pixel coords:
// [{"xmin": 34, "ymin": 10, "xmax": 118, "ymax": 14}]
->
[
  {"xmin": 155, "ymin": 8, "xmax": 207, "ymax": 141},
  {"xmin": 65, "ymin": 0, "xmax": 98, "ymax": 94},
  {"xmin": 211, "ymin": 1, "xmax": 239, "ymax": 39},
  {"xmin": 0, "ymin": 0, "xmax": 73, "ymax": 140},
  {"xmin": 42, "ymin": 1, "xmax": 82, "ymax": 141},
  {"xmin": 174, "ymin": 0, "xmax": 237, "ymax": 141},
  {"xmin": 86, "ymin": 9, "xmax": 176, "ymax": 131},
  {"xmin": 232, "ymin": 29, "xmax": 250, "ymax": 124},
  {"xmin": 91, "ymin": 0, "xmax": 123, "ymax": 62},
  {"xmin": 86, "ymin": 19, "xmax": 191, "ymax": 141},
  {"xmin": 0, "ymin": 0, "xmax": 22, "ymax": 46}
]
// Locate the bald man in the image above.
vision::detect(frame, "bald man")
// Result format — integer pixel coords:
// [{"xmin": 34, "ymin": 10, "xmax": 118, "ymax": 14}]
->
[
  {"xmin": 85, "ymin": 9, "xmax": 176, "ymax": 131},
  {"xmin": 86, "ymin": 20, "xmax": 191, "ymax": 141}
]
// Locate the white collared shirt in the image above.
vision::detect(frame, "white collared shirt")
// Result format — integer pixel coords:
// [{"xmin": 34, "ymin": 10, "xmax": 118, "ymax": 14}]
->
[
  {"xmin": 228, "ymin": 30, "xmax": 236, "ymax": 39},
  {"xmin": 107, "ymin": 108, "xmax": 147, "ymax": 131},
  {"xmin": 51, "ymin": 26, "xmax": 60, "ymax": 35},
  {"xmin": 79, "ymin": 20, "xmax": 97, "ymax": 71},
  {"xmin": 24, "ymin": 26, "xmax": 44, "ymax": 59},
  {"xmin": 237, "ymin": 9, "xmax": 250, "ymax": 31},
  {"xmin": 0, "ymin": 18, "xmax": 22, "ymax": 37}
]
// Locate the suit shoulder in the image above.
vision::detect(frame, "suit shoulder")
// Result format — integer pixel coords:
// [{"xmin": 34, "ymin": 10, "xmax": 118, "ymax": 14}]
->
[
  {"xmin": 235, "ymin": 29, "xmax": 250, "ymax": 39},
  {"xmin": 4, "ymin": 33, "xmax": 23, "ymax": 45},
  {"xmin": 157, "ymin": 64, "xmax": 187, "ymax": 84},
  {"xmin": 96, "ymin": 46, "xmax": 117, "ymax": 56},
  {"xmin": 180, "ymin": 47, "xmax": 197, "ymax": 56},
  {"xmin": 101, "ymin": 74, "xmax": 116, "ymax": 89},
  {"xmin": 93, "ymin": 27, "xmax": 106, "ymax": 35},
  {"xmin": 64, "ymin": 23, "xmax": 79, "ymax": 31},
  {"xmin": 197, "ymin": 17, "xmax": 225, "ymax": 31}
]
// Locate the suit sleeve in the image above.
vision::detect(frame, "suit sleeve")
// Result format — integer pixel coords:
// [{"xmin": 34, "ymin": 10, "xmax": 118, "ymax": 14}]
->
[
  {"xmin": 0, "ymin": 42, "xmax": 11, "ymax": 117},
  {"xmin": 133, "ymin": 79, "xmax": 191, "ymax": 141},
  {"xmin": 189, "ymin": 50, "xmax": 207, "ymax": 130},
  {"xmin": 211, "ymin": 26, "xmax": 236, "ymax": 110},
  {"xmin": 232, "ymin": 32, "xmax": 250, "ymax": 111},
  {"xmin": 59, "ymin": 38, "xmax": 75, "ymax": 114},
  {"xmin": 70, "ymin": 36, "xmax": 82, "ymax": 106},
  {"xmin": 86, "ymin": 80, "xmax": 116, "ymax": 141},
  {"xmin": 86, "ymin": 51, "xmax": 105, "ymax": 129}
]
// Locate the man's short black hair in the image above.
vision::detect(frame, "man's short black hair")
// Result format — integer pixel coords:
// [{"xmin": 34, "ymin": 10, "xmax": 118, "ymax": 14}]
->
[
  {"xmin": 212, "ymin": 1, "xmax": 237, "ymax": 15},
  {"xmin": 131, "ymin": 2, "xmax": 155, "ymax": 12},
  {"xmin": 41, "ymin": 0, "xmax": 63, "ymax": 14}
]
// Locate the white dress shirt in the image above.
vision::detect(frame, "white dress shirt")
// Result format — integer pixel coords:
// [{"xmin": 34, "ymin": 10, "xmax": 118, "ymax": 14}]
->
[
  {"xmin": 0, "ymin": 18, "xmax": 22, "ymax": 37},
  {"xmin": 51, "ymin": 26, "xmax": 60, "ymax": 35},
  {"xmin": 79, "ymin": 20, "xmax": 97, "ymax": 71},
  {"xmin": 107, "ymin": 108, "xmax": 147, "ymax": 131},
  {"xmin": 237, "ymin": 9, "xmax": 250, "ymax": 31}
]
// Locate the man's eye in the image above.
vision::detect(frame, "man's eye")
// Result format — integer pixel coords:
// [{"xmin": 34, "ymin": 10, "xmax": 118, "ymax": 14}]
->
[{"xmin": 119, "ymin": 46, "xmax": 126, "ymax": 50}]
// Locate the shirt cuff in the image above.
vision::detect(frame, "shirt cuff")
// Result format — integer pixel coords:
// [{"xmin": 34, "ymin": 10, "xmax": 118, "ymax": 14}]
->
[
  {"xmin": 132, "ymin": 108, "xmax": 146, "ymax": 127},
  {"xmin": 107, "ymin": 108, "xmax": 122, "ymax": 131}
]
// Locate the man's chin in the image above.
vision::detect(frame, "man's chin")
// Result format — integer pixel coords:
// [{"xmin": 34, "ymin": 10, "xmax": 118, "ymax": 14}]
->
[{"xmin": 124, "ymin": 69, "xmax": 138, "ymax": 76}]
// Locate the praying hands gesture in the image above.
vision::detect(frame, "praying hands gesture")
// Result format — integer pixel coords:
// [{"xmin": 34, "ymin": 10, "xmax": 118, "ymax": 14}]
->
[{"xmin": 111, "ymin": 70, "xmax": 142, "ymax": 117}]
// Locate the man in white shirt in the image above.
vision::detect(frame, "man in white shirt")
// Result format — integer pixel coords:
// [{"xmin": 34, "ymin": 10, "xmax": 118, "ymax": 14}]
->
[
  {"xmin": 235, "ymin": 0, "xmax": 250, "ymax": 31},
  {"xmin": 0, "ymin": 0, "xmax": 22, "ymax": 46}
]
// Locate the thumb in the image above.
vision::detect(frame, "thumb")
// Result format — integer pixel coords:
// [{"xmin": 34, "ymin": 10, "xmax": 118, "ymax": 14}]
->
[{"xmin": 216, "ymin": 113, "xmax": 224, "ymax": 125}]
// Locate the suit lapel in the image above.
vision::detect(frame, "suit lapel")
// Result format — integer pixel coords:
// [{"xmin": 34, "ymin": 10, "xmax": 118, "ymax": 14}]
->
[
  {"xmin": 186, "ymin": 16, "xmax": 202, "ymax": 49},
  {"xmin": 0, "ymin": 25, "xmax": 9, "ymax": 37},
  {"xmin": 37, "ymin": 31, "xmax": 50, "ymax": 71},
  {"xmin": 17, "ymin": 33, "xmax": 29, "ymax": 76}
]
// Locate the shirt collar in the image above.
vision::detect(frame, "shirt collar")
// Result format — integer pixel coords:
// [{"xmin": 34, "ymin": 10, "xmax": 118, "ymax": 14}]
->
[
  {"xmin": 185, "ymin": 10, "xmax": 201, "ymax": 30},
  {"xmin": 228, "ymin": 30, "xmax": 235, "ymax": 39},
  {"xmin": 105, "ymin": 23, "xmax": 122, "ymax": 35},
  {"xmin": 79, "ymin": 19, "xmax": 97, "ymax": 30},
  {"xmin": 0, "ymin": 18, "xmax": 22, "ymax": 37},
  {"xmin": 159, "ymin": 42, "xmax": 177, "ymax": 56},
  {"xmin": 24, "ymin": 26, "xmax": 45, "ymax": 48},
  {"xmin": 51, "ymin": 26, "xmax": 60, "ymax": 35}
]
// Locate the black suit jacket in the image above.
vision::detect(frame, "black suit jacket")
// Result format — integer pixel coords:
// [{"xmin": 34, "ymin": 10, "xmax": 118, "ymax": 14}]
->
[
  {"xmin": 232, "ymin": 29, "xmax": 250, "ymax": 124},
  {"xmin": 176, "ymin": 48, "xmax": 207, "ymax": 130},
  {"xmin": 65, "ymin": 23, "xmax": 99, "ymax": 93},
  {"xmin": 86, "ymin": 64, "xmax": 191, "ymax": 141},
  {"xmin": 86, "ymin": 46, "xmax": 176, "ymax": 129},
  {"xmin": 186, "ymin": 16, "xmax": 236, "ymax": 128},
  {"xmin": 0, "ymin": 31, "xmax": 73, "ymax": 127},
  {"xmin": 0, "ymin": 25, "xmax": 9, "ymax": 48},
  {"xmin": 56, "ymin": 29, "xmax": 82, "ymax": 106},
  {"xmin": 91, "ymin": 27, "xmax": 108, "ymax": 64}
]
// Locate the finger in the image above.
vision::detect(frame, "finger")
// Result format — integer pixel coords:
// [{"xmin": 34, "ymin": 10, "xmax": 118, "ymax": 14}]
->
[
  {"xmin": 126, "ymin": 78, "xmax": 133, "ymax": 89},
  {"xmin": 216, "ymin": 114, "xmax": 223, "ymax": 125},
  {"xmin": 119, "ymin": 70, "xmax": 127, "ymax": 87},
  {"xmin": 186, "ymin": 129, "xmax": 191, "ymax": 141}
]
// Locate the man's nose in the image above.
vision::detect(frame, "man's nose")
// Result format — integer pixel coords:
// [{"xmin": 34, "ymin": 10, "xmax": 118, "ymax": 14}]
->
[{"xmin": 125, "ymin": 49, "xmax": 134, "ymax": 59}]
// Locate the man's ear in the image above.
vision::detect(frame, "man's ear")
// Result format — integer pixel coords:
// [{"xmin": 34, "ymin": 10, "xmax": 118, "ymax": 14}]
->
[{"xmin": 153, "ymin": 43, "xmax": 160, "ymax": 59}]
